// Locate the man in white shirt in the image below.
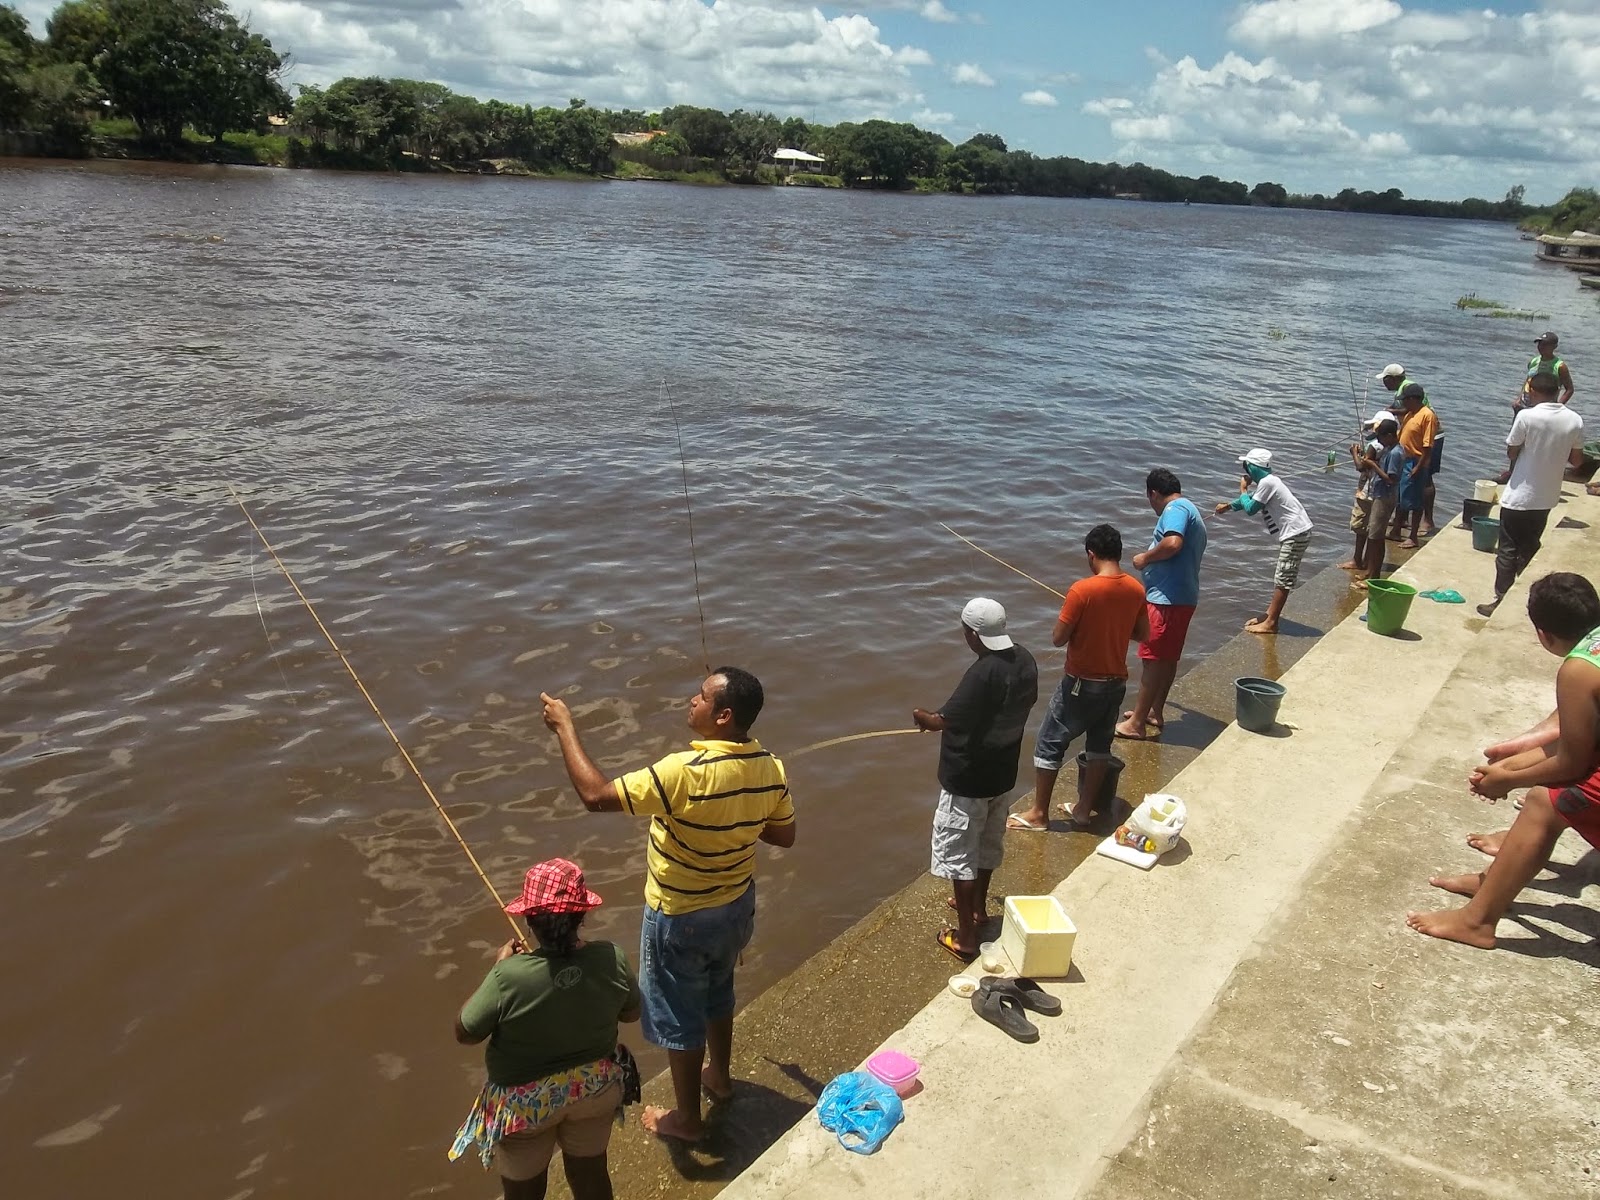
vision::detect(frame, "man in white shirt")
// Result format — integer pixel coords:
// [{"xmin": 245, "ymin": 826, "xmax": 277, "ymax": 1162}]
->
[
  {"xmin": 1478, "ymin": 371, "xmax": 1585, "ymax": 617},
  {"xmin": 1214, "ymin": 448, "xmax": 1313, "ymax": 635}
]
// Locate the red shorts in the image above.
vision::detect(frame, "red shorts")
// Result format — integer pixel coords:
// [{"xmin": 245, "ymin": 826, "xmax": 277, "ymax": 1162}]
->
[
  {"xmin": 1138, "ymin": 603, "xmax": 1195, "ymax": 663},
  {"xmin": 1554, "ymin": 764, "xmax": 1600, "ymax": 851}
]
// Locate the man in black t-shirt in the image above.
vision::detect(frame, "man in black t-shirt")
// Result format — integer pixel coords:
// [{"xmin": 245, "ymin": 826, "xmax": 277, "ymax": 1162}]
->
[{"xmin": 913, "ymin": 597, "xmax": 1040, "ymax": 960}]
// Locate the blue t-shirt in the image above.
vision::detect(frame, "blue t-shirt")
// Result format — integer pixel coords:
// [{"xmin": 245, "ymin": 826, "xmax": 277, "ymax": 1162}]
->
[
  {"xmin": 1369, "ymin": 444, "xmax": 1404, "ymax": 501},
  {"xmin": 1142, "ymin": 497, "xmax": 1207, "ymax": 607}
]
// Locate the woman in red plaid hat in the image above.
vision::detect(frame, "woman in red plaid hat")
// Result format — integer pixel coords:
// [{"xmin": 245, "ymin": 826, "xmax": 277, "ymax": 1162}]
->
[{"xmin": 449, "ymin": 858, "xmax": 641, "ymax": 1200}]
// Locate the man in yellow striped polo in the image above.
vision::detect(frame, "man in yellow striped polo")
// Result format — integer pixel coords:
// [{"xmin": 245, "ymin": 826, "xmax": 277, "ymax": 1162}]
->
[{"xmin": 540, "ymin": 667, "xmax": 796, "ymax": 1145}]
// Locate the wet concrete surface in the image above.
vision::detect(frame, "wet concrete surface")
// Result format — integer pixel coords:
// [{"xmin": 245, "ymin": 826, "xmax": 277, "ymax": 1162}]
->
[{"xmin": 590, "ymin": 552, "xmax": 1392, "ymax": 1199}]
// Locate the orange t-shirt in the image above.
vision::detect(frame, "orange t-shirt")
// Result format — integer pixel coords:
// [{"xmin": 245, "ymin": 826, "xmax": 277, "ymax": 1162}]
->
[
  {"xmin": 1398, "ymin": 407, "xmax": 1438, "ymax": 460},
  {"xmin": 1058, "ymin": 572, "xmax": 1146, "ymax": 679}
]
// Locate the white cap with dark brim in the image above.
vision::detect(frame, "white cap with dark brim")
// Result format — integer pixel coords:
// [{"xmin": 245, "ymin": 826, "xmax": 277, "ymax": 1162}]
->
[
  {"xmin": 1375, "ymin": 363, "xmax": 1405, "ymax": 382},
  {"xmin": 961, "ymin": 596, "xmax": 1013, "ymax": 650}
]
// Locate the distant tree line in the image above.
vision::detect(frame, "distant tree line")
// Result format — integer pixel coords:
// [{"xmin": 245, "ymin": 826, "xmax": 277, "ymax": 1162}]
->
[{"xmin": 0, "ymin": 0, "xmax": 1561, "ymax": 226}]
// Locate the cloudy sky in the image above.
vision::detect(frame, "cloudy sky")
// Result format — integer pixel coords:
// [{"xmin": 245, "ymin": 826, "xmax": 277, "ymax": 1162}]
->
[{"xmin": 15, "ymin": 0, "xmax": 1600, "ymax": 200}]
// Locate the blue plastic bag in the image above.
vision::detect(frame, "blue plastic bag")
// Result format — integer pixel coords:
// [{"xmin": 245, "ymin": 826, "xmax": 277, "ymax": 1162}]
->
[{"xmin": 816, "ymin": 1070, "xmax": 903, "ymax": 1154}]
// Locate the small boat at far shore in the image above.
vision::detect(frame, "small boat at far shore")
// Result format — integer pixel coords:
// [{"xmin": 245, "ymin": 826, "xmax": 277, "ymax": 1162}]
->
[{"xmin": 1535, "ymin": 230, "xmax": 1600, "ymax": 273}]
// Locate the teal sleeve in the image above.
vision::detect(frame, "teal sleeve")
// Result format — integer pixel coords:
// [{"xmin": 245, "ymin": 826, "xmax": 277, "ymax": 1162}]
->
[
  {"xmin": 1234, "ymin": 494, "xmax": 1263, "ymax": 516},
  {"xmin": 458, "ymin": 967, "xmax": 503, "ymax": 1039}
]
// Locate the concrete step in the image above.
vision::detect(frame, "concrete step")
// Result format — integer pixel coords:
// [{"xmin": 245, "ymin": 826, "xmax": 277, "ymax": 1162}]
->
[{"xmin": 719, "ymin": 486, "xmax": 1600, "ymax": 1200}]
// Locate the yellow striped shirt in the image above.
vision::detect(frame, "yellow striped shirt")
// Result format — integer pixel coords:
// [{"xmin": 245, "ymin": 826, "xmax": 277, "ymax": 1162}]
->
[{"xmin": 614, "ymin": 738, "xmax": 794, "ymax": 915}]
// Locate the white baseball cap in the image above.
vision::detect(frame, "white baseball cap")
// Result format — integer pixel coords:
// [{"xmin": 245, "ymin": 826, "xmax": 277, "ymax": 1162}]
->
[
  {"xmin": 961, "ymin": 597, "xmax": 1013, "ymax": 650},
  {"xmin": 1376, "ymin": 363, "xmax": 1405, "ymax": 381},
  {"xmin": 1370, "ymin": 411, "xmax": 1399, "ymax": 429},
  {"xmin": 1238, "ymin": 448, "xmax": 1273, "ymax": 470}
]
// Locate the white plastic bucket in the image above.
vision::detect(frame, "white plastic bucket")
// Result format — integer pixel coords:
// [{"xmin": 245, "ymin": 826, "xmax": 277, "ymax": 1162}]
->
[{"xmin": 1473, "ymin": 479, "xmax": 1499, "ymax": 503}]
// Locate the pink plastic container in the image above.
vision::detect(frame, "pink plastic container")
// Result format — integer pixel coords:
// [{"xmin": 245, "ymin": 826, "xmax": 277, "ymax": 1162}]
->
[{"xmin": 865, "ymin": 1050, "xmax": 920, "ymax": 1097}]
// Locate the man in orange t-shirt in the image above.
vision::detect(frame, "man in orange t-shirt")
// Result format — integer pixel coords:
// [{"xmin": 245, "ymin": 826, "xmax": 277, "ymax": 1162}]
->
[{"xmin": 1008, "ymin": 524, "xmax": 1149, "ymax": 832}]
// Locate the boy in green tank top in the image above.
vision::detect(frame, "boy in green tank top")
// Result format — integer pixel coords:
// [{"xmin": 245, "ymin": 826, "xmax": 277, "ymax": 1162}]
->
[{"xmin": 1408, "ymin": 573, "xmax": 1600, "ymax": 949}]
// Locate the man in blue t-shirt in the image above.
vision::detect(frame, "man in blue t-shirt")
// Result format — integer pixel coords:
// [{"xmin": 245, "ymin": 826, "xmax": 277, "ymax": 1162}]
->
[{"xmin": 1117, "ymin": 469, "xmax": 1208, "ymax": 740}]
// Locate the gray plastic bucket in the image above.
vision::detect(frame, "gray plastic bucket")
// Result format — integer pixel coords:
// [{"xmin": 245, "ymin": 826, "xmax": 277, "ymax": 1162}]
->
[{"xmin": 1234, "ymin": 676, "xmax": 1286, "ymax": 734}]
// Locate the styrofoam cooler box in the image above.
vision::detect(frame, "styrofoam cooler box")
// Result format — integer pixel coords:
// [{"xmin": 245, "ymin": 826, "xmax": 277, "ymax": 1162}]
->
[{"xmin": 999, "ymin": 895, "xmax": 1077, "ymax": 978}]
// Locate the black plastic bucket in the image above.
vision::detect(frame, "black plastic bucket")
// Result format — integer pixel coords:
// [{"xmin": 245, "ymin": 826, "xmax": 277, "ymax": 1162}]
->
[
  {"xmin": 1234, "ymin": 676, "xmax": 1286, "ymax": 733},
  {"xmin": 1075, "ymin": 751, "xmax": 1125, "ymax": 809},
  {"xmin": 1461, "ymin": 497, "xmax": 1493, "ymax": 529}
]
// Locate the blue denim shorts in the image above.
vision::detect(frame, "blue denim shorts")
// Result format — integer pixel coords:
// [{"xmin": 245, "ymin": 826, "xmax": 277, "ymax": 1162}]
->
[
  {"xmin": 638, "ymin": 882, "xmax": 756, "ymax": 1052},
  {"xmin": 1032, "ymin": 674, "xmax": 1125, "ymax": 769}
]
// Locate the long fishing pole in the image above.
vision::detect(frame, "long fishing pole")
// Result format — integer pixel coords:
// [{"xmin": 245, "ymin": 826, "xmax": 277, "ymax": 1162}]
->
[
  {"xmin": 228, "ymin": 485, "xmax": 526, "ymax": 946},
  {"xmin": 938, "ymin": 522, "xmax": 1066, "ymax": 601},
  {"xmin": 662, "ymin": 379, "xmax": 712, "ymax": 675},
  {"xmin": 788, "ymin": 728, "xmax": 921, "ymax": 759}
]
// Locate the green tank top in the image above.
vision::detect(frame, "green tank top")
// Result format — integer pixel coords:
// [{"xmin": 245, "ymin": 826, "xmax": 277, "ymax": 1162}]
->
[
  {"xmin": 1528, "ymin": 355, "xmax": 1565, "ymax": 378},
  {"xmin": 1565, "ymin": 626, "xmax": 1600, "ymax": 669}
]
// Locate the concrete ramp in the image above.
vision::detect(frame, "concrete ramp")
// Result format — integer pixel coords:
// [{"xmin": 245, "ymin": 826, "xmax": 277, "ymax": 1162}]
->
[{"xmin": 719, "ymin": 489, "xmax": 1600, "ymax": 1200}]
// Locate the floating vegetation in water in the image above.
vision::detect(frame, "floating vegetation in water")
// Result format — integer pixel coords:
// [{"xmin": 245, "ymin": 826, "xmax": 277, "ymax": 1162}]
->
[
  {"xmin": 1455, "ymin": 294, "xmax": 1547, "ymax": 320},
  {"xmin": 1266, "ymin": 325, "xmax": 1288, "ymax": 340}
]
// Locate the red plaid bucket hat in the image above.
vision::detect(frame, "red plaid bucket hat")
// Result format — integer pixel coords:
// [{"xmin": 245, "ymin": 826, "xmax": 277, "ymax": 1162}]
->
[{"xmin": 504, "ymin": 858, "xmax": 604, "ymax": 916}]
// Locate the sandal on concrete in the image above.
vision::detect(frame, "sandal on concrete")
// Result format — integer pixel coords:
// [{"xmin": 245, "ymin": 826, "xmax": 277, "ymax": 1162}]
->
[
  {"xmin": 981, "ymin": 974, "xmax": 1062, "ymax": 1017},
  {"xmin": 971, "ymin": 984, "xmax": 1039, "ymax": 1043}
]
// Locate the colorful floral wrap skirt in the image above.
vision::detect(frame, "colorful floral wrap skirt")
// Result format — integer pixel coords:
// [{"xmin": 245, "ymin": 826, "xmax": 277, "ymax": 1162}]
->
[{"xmin": 449, "ymin": 1056, "xmax": 623, "ymax": 1168}]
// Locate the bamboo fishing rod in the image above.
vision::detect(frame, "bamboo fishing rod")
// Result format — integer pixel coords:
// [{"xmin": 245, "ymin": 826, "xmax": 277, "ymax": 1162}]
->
[
  {"xmin": 787, "ymin": 727, "xmax": 921, "ymax": 759},
  {"xmin": 662, "ymin": 379, "xmax": 712, "ymax": 675},
  {"xmin": 228, "ymin": 485, "xmax": 526, "ymax": 946},
  {"xmin": 939, "ymin": 522, "xmax": 1066, "ymax": 601}
]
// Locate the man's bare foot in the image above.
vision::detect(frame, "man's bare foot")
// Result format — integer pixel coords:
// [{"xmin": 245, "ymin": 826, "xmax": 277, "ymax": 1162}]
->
[
  {"xmin": 642, "ymin": 1105, "xmax": 705, "ymax": 1142},
  {"xmin": 1428, "ymin": 871, "xmax": 1484, "ymax": 898},
  {"xmin": 1120, "ymin": 710, "xmax": 1163, "ymax": 730},
  {"xmin": 1337, "ymin": 559, "xmax": 1359, "ymax": 570},
  {"xmin": 1466, "ymin": 830, "xmax": 1506, "ymax": 857},
  {"xmin": 1114, "ymin": 717, "xmax": 1158, "ymax": 740},
  {"xmin": 1421, "ymin": 524, "xmax": 1438, "ymax": 537},
  {"xmin": 1406, "ymin": 907, "xmax": 1497, "ymax": 949},
  {"xmin": 1244, "ymin": 618, "xmax": 1278, "ymax": 635},
  {"xmin": 701, "ymin": 1068, "xmax": 734, "ymax": 1105},
  {"xmin": 1059, "ymin": 803, "xmax": 1094, "ymax": 829},
  {"xmin": 1398, "ymin": 539, "xmax": 1419, "ymax": 549}
]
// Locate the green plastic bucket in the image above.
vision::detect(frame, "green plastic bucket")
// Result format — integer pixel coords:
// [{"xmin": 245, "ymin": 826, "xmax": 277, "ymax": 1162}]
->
[
  {"xmin": 1472, "ymin": 516, "xmax": 1499, "ymax": 553},
  {"xmin": 1234, "ymin": 676, "xmax": 1286, "ymax": 734},
  {"xmin": 1366, "ymin": 579, "xmax": 1418, "ymax": 636}
]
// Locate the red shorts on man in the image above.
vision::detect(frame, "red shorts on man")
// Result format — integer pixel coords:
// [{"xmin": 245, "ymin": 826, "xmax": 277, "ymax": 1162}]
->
[{"xmin": 1137, "ymin": 603, "xmax": 1195, "ymax": 663}]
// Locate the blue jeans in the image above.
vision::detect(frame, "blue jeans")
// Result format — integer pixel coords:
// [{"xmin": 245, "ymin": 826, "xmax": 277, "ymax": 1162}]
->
[
  {"xmin": 1032, "ymin": 674, "xmax": 1125, "ymax": 769},
  {"xmin": 638, "ymin": 883, "xmax": 756, "ymax": 1051}
]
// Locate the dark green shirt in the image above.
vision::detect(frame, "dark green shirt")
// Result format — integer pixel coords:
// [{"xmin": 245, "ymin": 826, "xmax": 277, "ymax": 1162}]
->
[{"xmin": 459, "ymin": 941, "xmax": 639, "ymax": 1086}]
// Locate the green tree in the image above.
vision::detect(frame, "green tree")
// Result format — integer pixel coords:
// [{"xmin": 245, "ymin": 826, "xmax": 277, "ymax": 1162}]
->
[
  {"xmin": 662, "ymin": 104, "xmax": 732, "ymax": 160},
  {"xmin": 964, "ymin": 132, "xmax": 1006, "ymax": 154},
  {"xmin": 96, "ymin": 0, "xmax": 286, "ymax": 145},
  {"xmin": 1250, "ymin": 180, "xmax": 1287, "ymax": 207},
  {"xmin": 45, "ymin": 0, "xmax": 112, "ymax": 67},
  {"xmin": 726, "ymin": 108, "xmax": 780, "ymax": 176}
]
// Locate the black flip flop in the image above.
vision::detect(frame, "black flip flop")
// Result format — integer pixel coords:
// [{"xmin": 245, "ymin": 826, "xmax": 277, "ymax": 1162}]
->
[
  {"xmin": 971, "ymin": 984, "xmax": 1039, "ymax": 1043},
  {"xmin": 981, "ymin": 975, "xmax": 1062, "ymax": 1017}
]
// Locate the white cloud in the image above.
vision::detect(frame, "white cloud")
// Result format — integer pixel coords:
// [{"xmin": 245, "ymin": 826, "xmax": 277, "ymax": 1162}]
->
[
  {"xmin": 1020, "ymin": 89, "xmax": 1059, "ymax": 107},
  {"xmin": 919, "ymin": 1, "xmax": 960, "ymax": 23},
  {"xmin": 912, "ymin": 106, "xmax": 955, "ymax": 125},
  {"xmin": 1085, "ymin": 1, "xmax": 1600, "ymax": 199},
  {"xmin": 952, "ymin": 62, "xmax": 996, "ymax": 87},
  {"xmin": 1231, "ymin": 0, "xmax": 1402, "ymax": 43},
  {"xmin": 170, "ymin": 0, "xmax": 939, "ymax": 120}
]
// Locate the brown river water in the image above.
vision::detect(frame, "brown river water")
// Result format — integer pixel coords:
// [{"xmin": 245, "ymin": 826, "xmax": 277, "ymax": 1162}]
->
[{"xmin": 3, "ymin": 158, "xmax": 1596, "ymax": 1198}]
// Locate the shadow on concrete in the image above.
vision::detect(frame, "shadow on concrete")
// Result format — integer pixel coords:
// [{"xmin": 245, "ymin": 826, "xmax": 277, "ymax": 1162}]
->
[
  {"xmin": 1372, "ymin": 628, "xmax": 1424, "ymax": 643},
  {"xmin": 1496, "ymin": 909, "xmax": 1600, "ymax": 968},
  {"xmin": 1156, "ymin": 839, "xmax": 1193, "ymax": 868},
  {"xmin": 759, "ymin": 1055, "xmax": 826, "ymax": 1099},
  {"xmin": 1239, "ymin": 722, "xmax": 1294, "ymax": 740},
  {"xmin": 1149, "ymin": 704, "xmax": 1228, "ymax": 750},
  {"xmin": 1557, "ymin": 517, "xmax": 1590, "ymax": 530},
  {"xmin": 657, "ymin": 1083, "xmax": 818, "ymax": 1183}
]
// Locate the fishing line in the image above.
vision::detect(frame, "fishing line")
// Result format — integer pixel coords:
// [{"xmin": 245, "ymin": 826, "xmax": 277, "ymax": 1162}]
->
[
  {"xmin": 787, "ymin": 728, "xmax": 922, "ymax": 759},
  {"xmin": 938, "ymin": 522, "xmax": 1066, "ymax": 601},
  {"xmin": 662, "ymin": 379, "xmax": 712, "ymax": 675},
  {"xmin": 228, "ymin": 485, "xmax": 526, "ymax": 945}
]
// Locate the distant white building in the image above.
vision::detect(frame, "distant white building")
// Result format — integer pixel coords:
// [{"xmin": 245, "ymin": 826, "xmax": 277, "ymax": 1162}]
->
[{"xmin": 771, "ymin": 147, "xmax": 827, "ymax": 174}]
